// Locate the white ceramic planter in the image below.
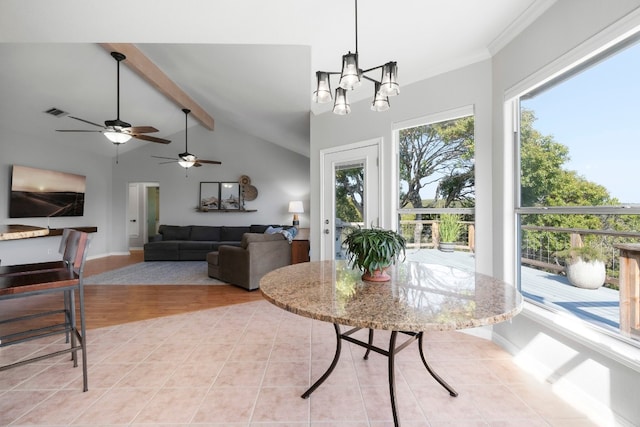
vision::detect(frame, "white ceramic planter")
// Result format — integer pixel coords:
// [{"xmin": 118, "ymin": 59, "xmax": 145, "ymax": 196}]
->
[
  {"xmin": 438, "ymin": 242, "xmax": 455, "ymax": 253},
  {"xmin": 565, "ymin": 259, "xmax": 606, "ymax": 289}
]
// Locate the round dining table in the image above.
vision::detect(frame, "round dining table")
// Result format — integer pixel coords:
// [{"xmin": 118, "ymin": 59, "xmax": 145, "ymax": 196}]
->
[{"xmin": 260, "ymin": 260, "xmax": 523, "ymax": 427}]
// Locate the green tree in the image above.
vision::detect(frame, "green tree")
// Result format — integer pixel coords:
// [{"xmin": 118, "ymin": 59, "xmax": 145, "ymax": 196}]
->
[
  {"xmin": 520, "ymin": 109, "xmax": 570, "ymax": 207},
  {"xmin": 335, "ymin": 167, "xmax": 363, "ymax": 223},
  {"xmin": 399, "ymin": 116, "xmax": 475, "ymax": 209},
  {"xmin": 519, "ymin": 108, "xmax": 619, "ymax": 253}
]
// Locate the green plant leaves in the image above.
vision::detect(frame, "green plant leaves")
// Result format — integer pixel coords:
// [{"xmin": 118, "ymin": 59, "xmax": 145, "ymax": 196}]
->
[{"xmin": 343, "ymin": 227, "xmax": 406, "ymax": 273}]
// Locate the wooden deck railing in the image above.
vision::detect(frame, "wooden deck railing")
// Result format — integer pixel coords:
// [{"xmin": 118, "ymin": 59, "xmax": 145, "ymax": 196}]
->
[{"xmin": 398, "ymin": 220, "xmax": 475, "ymax": 252}]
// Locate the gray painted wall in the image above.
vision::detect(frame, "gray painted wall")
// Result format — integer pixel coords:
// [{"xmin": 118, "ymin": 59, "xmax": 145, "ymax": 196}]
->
[{"xmin": 0, "ymin": 126, "xmax": 112, "ymax": 265}]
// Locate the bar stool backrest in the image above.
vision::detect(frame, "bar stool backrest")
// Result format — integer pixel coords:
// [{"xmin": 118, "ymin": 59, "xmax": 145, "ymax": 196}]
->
[{"xmin": 61, "ymin": 230, "xmax": 91, "ymax": 275}]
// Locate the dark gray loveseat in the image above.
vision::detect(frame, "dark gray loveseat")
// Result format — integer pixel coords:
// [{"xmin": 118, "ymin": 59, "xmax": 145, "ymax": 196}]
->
[{"xmin": 143, "ymin": 224, "xmax": 274, "ymax": 261}]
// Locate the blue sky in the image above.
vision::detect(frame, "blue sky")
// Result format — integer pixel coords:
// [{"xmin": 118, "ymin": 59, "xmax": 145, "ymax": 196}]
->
[{"xmin": 521, "ymin": 41, "xmax": 640, "ymax": 204}]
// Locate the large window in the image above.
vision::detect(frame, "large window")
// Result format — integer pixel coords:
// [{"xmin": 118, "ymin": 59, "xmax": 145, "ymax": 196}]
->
[
  {"xmin": 395, "ymin": 109, "xmax": 475, "ymax": 266},
  {"xmin": 516, "ymin": 35, "xmax": 640, "ymax": 342}
]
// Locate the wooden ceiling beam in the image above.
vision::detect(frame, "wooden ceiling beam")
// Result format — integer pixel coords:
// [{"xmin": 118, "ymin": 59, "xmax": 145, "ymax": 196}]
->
[{"xmin": 99, "ymin": 43, "xmax": 214, "ymax": 131}]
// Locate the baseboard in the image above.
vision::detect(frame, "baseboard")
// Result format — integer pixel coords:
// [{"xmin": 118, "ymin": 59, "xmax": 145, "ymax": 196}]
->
[{"xmin": 86, "ymin": 251, "xmax": 133, "ymax": 260}]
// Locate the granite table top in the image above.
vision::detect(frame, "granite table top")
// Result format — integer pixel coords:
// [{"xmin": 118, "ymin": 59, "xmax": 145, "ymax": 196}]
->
[{"xmin": 260, "ymin": 260, "xmax": 523, "ymax": 332}]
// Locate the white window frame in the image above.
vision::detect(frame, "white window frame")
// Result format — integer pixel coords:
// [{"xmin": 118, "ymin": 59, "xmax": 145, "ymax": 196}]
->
[{"xmin": 505, "ymin": 14, "xmax": 640, "ymax": 362}]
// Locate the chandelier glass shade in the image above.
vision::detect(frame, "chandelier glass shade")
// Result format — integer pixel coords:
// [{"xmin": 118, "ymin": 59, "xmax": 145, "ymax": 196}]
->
[
  {"xmin": 312, "ymin": 72, "xmax": 332, "ymax": 103},
  {"xmin": 333, "ymin": 88, "xmax": 351, "ymax": 115},
  {"xmin": 312, "ymin": 0, "xmax": 399, "ymax": 115},
  {"xmin": 371, "ymin": 82, "xmax": 390, "ymax": 112}
]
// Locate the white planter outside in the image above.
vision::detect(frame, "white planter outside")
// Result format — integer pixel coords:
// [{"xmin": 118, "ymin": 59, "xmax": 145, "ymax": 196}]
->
[
  {"xmin": 565, "ymin": 259, "xmax": 606, "ymax": 289},
  {"xmin": 438, "ymin": 242, "xmax": 455, "ymax": 253}
]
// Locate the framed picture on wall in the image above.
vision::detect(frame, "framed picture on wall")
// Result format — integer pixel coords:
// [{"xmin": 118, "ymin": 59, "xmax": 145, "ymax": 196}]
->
[
  {"xmin": 199, "ymin": 182, "xmax": 220, "ymax": 210},
  {"xmin": 220, "ymin": 182, "xmax": 241, "ymax": 210}
]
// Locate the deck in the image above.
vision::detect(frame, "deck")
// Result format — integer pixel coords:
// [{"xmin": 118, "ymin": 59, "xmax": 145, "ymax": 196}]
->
[{"xmin": 404, "ymin": 249, "xmax": 620, "ymax": 334}]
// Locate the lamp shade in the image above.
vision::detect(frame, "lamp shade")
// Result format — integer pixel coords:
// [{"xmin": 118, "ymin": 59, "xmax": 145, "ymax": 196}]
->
[
  {"xmin": 313, "ymin": 71, "xmax": 332, "ymax": 103},
  {"xmin": 288, "ymin": 201, "xmax": 304, "ymax": 214},
  {"xmin": 333, "ymin": 88, "xmax": 351, "ymax": 115},
  {"xmin": 103, "ymin": 130, "xmax": 132, "ymax": 144},
  {"xmin": 379, "ymin": 61, "xmax": 400, "ymax": 96},
  {"xmin": 338, "ymin": 52, "xmax": 361, "ymax": 90}
]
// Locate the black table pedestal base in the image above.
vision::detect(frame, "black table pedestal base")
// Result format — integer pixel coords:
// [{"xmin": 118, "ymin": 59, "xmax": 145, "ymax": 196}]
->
[{"xmin": 302, "ymin": 324, "xmax": 458, "ymax": 427}]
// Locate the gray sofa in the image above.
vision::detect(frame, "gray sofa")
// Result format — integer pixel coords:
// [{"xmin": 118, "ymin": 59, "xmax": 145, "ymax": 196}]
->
[
  {"xmin": 144, "ymin": 224, "xmax": 275, "ymax": 261},
  {"xmin": 207, "ymin": 232, "xmax": 292, "ymax": 291}
]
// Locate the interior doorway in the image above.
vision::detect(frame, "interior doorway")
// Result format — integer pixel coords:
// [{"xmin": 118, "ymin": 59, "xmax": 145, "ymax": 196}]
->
[{"xmin": 127, "ymin": 182, "xmax": 160, "ymax": 249}]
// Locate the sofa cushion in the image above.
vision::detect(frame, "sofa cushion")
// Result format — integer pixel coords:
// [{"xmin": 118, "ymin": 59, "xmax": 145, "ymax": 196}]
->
[
  {"xmin": 250, "ymin": 224, "xmax": 269, "ymax": 233},
  {"xmin": 178, "ymin": 241, "xmax": 215, "ymax": 251},
  {"xmin": 160, "ymin": 225, "xmax": 191, "ymax": 241},
  {"xmin": 221, "ymin": 226, "xmax": 250, "ymax": 241},
  {"xmin": 143, "ymin": 241, "xmax": 181, "ymax": 261},
  {"xmin": 190, "ymin": 225, "xmax": 221, "ymax": 241}
]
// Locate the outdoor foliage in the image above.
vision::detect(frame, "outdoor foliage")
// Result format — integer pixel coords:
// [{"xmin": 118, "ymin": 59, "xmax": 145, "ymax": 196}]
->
[
  {"xmin": 399, "ymin": 116, "xmax": 475, "ymax": 210},
  {"xmin": 519, "ymin": 108, "xmax": 622, "ymax": 255},
  {"xmin": 438, "ymin": 213, "xmax": 462, "ymax": 243},
  {"xmin": 335, "ymin": 166, "xmax": 363, "ymax": 223}
]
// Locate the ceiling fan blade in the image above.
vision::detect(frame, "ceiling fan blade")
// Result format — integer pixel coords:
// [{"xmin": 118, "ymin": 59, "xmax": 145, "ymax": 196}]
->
[
  {"xmin": 193, "ymin": 162, "xmax": 203, "ymax": 167},
  {"xmin": 151, "ymin": 155, "xmax": 179, "ymax": 161},
  {"xmin": 126, "ymin": 126, "xmax": 158, "ymax": 134},
  {"xmin": 133, "ymin": 134, "xmax": 171, "ymax": 144},
  {"xmin": 158, "ymin": 161, "xmax": 178, "ymax": 165},
  {"xmin": 56, "ymin": 129, "xmax": 103, "ymax": 133},
  {"xmin": 69, "ymin": 116, "xmax": 106, "ymax": 128},
  {"xmin": 197, "ymin": 159, "xmax": 222, "ymax": 165}
]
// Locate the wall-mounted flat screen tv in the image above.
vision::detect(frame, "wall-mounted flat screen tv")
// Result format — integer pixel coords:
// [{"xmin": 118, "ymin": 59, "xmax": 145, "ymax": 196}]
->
[{"xmin": 10, "ymin": 165, "xmax": 86, "ymax": 218}]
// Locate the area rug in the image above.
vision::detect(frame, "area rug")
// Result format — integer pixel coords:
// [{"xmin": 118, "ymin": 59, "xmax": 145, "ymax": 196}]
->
[{"xmin": 84, "ymin": 261, "xmax": 225, "ymax": 285}]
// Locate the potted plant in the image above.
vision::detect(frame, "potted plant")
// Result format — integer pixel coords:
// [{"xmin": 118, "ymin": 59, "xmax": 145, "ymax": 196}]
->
[
  {"xmin": 342, "ymin": 226, "xmax": 406, "ymax": 282},
  {"xmin": 438, "ymin": 213, "xmax": 462, "ymax": 252},
  {"xmin": 555, "ymin": 245, "xmax": 606, "ymax": 289}
]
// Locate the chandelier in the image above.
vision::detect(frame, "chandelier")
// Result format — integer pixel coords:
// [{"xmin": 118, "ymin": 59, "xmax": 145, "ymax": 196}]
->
[{"xmin": 312, "ymin": 0, "xmax": 399, "ymax": 115}]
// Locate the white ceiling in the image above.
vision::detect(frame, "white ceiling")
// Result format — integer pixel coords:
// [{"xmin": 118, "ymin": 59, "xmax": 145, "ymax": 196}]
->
[{"xmin": 0, "ymin": 0, "xmax": 555, "ymax": 158}]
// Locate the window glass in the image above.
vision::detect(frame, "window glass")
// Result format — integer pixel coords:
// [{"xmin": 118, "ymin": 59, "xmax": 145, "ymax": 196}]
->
[
  {"xmin": 397, "ymin": 115, "xmax": 475, "ymax": 264},
  {"xmin": 520, "ymin": 42, "xmax": 640, "ymax": 208}
]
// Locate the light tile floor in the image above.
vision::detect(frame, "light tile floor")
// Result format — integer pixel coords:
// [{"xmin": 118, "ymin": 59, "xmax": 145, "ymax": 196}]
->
[{"xmin": 0, "ymin": 300, "xmax": 600, "ymax": 426}]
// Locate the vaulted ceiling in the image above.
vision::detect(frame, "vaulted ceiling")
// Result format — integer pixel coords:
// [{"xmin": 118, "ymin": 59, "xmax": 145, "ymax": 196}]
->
[{"xmin": 0, "ymin": 0, "xmax": 555, "ymax": 158}]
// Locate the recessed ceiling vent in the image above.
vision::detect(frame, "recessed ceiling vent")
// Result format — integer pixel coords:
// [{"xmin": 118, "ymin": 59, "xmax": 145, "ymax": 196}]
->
[{"xmin": 44, "ymin": 107, "xmax": 69, "ymax": 118}]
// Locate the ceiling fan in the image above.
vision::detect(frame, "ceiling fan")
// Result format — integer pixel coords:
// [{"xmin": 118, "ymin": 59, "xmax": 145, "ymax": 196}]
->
[
  {"xmin": 56, "ymin": 51, "xmax": 170, "ymax": 145},
  {"xmin": 152, "ymin": 108, "xmax": 221, "ymax": 169}
]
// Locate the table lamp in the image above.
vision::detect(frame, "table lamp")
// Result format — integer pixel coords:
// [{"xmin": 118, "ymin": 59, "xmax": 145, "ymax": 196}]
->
[{"xmin": 288, "ymin": 201, "xmax": 304, "ymax": 226}]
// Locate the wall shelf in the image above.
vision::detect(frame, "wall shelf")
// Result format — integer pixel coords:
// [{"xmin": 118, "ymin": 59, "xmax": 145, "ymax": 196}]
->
[
  {"xmin": 48, "ymin": 227, "xmax": 98, "ymax": 236},
  {"xmin": 196, "ymin": 209, "xmax": 257, "ymax": 213}
]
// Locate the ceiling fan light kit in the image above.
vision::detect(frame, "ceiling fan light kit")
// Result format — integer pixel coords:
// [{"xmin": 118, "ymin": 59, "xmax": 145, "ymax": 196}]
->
[
  {"xmin": 103, "ymin": 130, "xmax": 132, "ymax": 144},
  {"xmin": 312, "ymin": 0, "xmax": 399, "ymax": 115},
  {"xmin": 178, "ymin": 109, "xmax": 197, "ymax": 169},
  {"xmin": 152, "ymin": 108, "xmax": 221, "ymax": 171}
]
